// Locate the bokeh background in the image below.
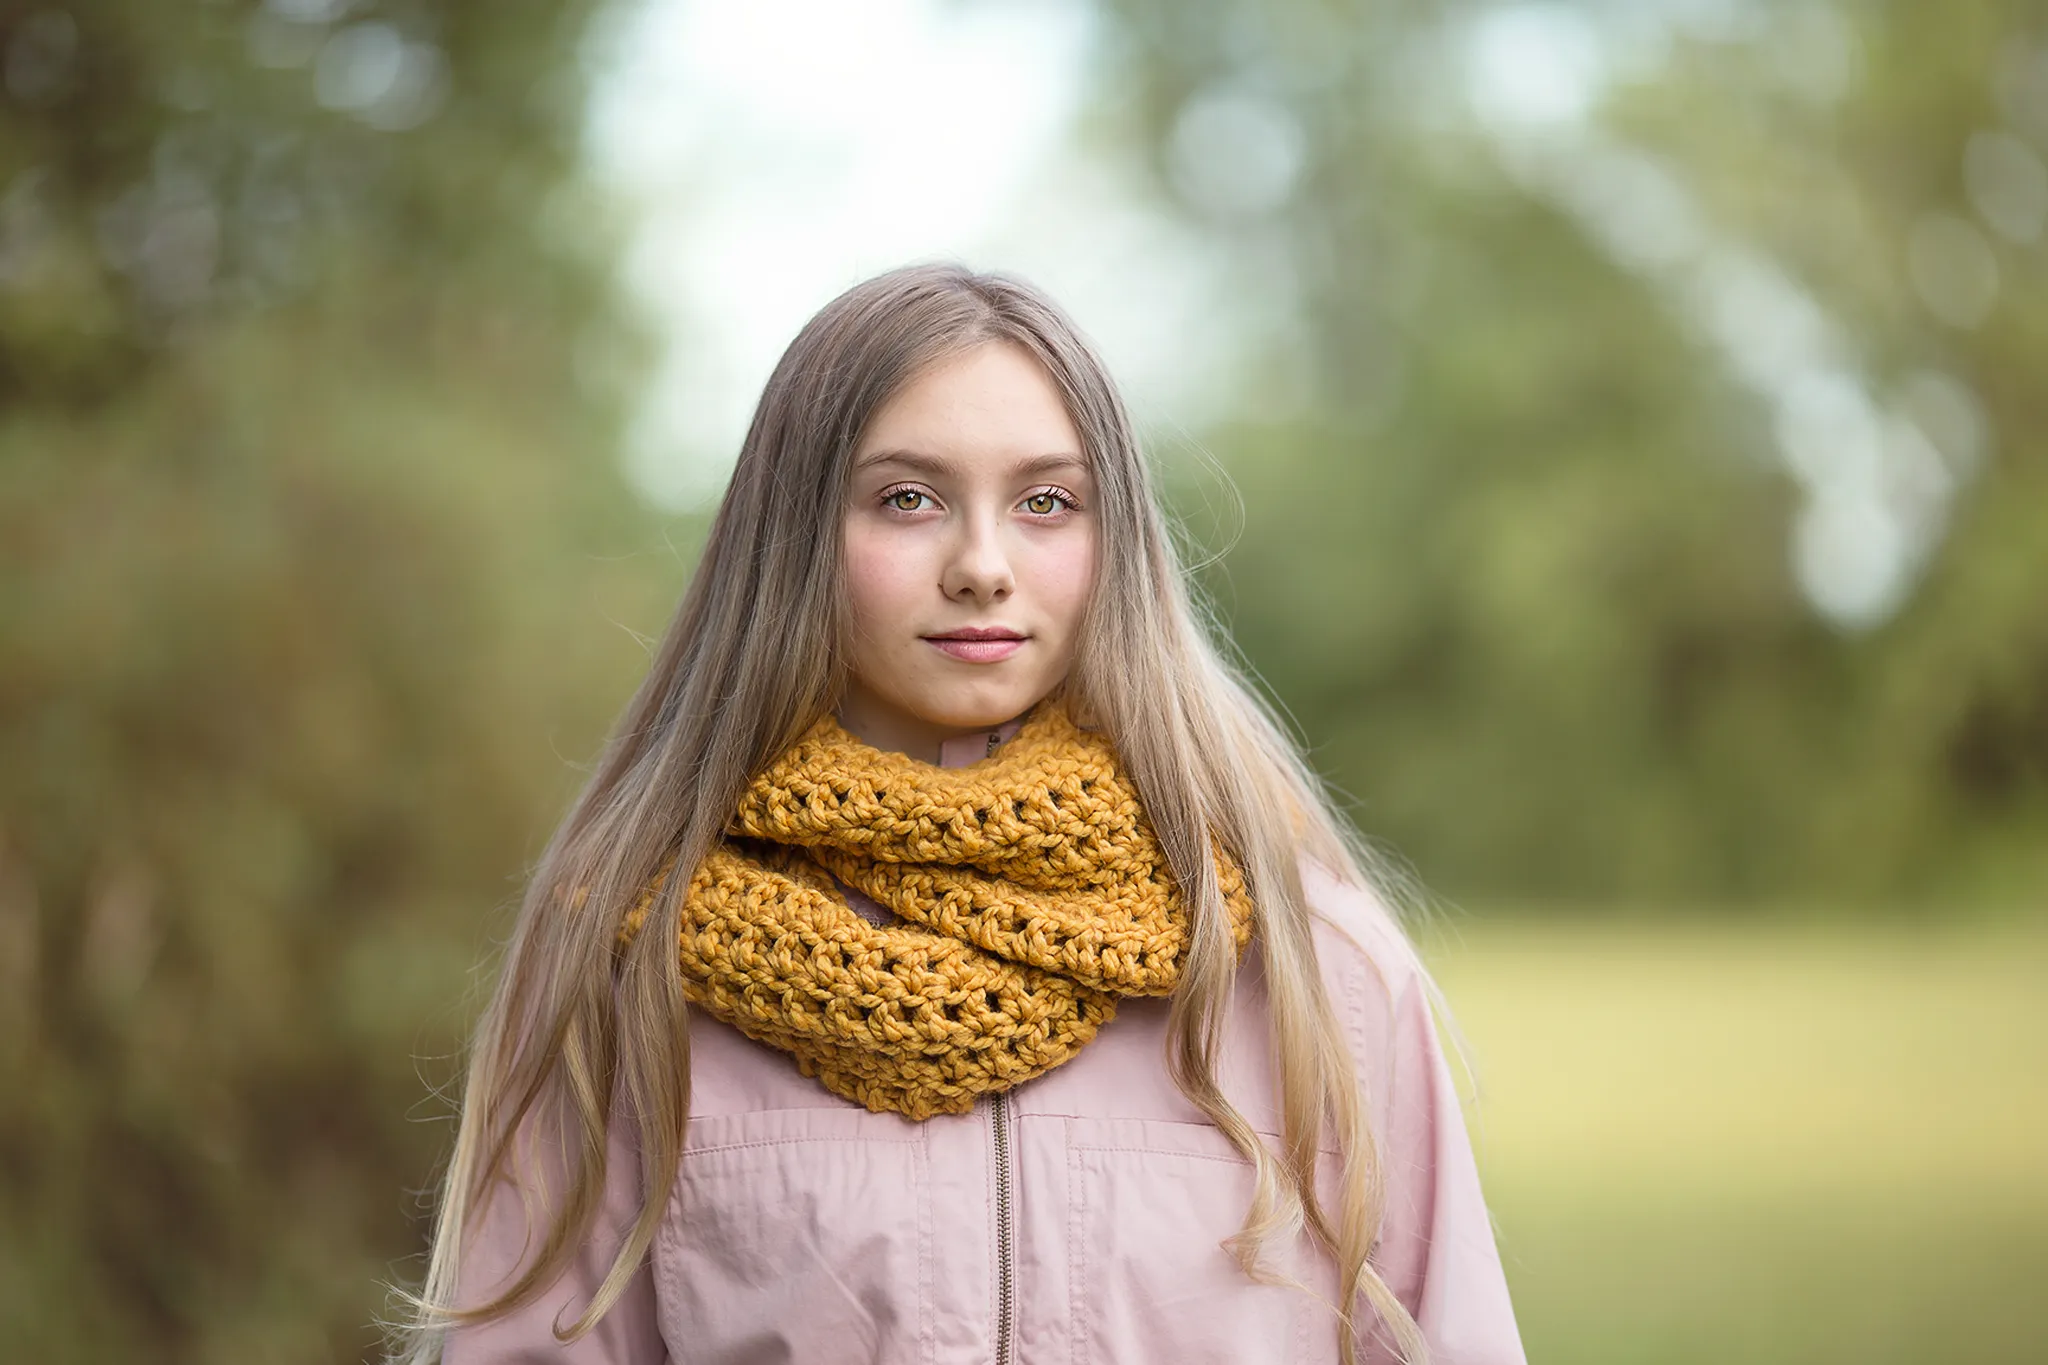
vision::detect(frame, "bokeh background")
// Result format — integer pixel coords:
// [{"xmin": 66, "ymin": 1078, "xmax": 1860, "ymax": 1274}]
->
[{"xmin": 3, "ymin": 1, "xmax": 2044, "ymax": 1361}]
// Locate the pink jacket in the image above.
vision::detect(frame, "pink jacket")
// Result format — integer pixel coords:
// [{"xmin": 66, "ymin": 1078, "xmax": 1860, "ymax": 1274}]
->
[{"xmin": 448, "ymin": 723, "xmax": 1525, "ymax": 1364}]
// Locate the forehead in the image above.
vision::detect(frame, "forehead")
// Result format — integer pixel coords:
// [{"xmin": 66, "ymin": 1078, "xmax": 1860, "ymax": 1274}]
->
[{"xmin": 854, "ymin": 341, "xmax": 1086, "ymax": 474}]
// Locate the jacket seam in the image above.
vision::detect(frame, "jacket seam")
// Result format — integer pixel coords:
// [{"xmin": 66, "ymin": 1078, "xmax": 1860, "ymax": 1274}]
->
[
  {"xmin": 677, "ymin": 1134, "xmax": 921, "ymax": 1158},
  {"xmin": 917, "ymin": 1123, "xmax": 936, "ymax": 1365},
  {"xmin": 1021, "ymin": 1110, "xmax": 1342, "ymax": 1157},
  {"xmin": 1067, "ymin": 1120, "xmax": 1089, "ymax": 1365},
  {"xmin": 1064, "ymin": 1144, "xmax": 1280, "ymax": 1166},
  {"xmin": 1344, "ymin": 930, "xmax": 1375, "ymax": 1358}
]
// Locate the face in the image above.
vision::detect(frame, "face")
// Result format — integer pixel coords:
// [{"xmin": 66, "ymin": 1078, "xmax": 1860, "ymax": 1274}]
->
[{"xmin": 838, "ymin": 339, "xmax": 1097, "ymax": 761}]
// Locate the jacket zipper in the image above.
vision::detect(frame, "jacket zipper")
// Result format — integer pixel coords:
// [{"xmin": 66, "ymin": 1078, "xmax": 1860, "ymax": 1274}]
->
[
  {"xmin": 987, "ymin": 728, "xmax": 1015, "ymax": 1365},
  {"xmin": 991, "ymin": 1088, "xmax": 1016, "ymax": 1365}
]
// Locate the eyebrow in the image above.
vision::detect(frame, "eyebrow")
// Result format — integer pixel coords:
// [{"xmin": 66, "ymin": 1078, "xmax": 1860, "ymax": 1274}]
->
[{"xmin": 853, "ymin": 448, "xmax": 1089, "ymax": 480}]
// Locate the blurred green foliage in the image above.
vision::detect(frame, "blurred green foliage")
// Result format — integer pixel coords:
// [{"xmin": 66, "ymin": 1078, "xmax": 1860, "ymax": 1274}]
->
[
  {"xmin": 0, "ymin": 3, "xmax": 673, "ymax": 1360},
  {"xmin": 1095, "ymin": 0, "xmax": 2048, "ymax": 906},
  {"xmin": 2, "ymin": 1, "xmax": 2043, "ymax": 1363}
]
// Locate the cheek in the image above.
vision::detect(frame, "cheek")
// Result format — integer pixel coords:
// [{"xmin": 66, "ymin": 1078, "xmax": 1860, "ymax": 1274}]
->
[
  {"xmin": 1031, "ymin": 533, "xmax": 1097, "ymax": 635},
  {"xmin": 842, "ymin": 523, "xmax": 923, "ymax": 634}
]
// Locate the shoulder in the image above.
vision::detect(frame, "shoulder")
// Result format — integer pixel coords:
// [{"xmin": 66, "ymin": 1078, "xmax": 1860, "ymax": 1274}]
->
[
  {"xmin": 1292, "ymin": 853, "xmax": 1464, "ymax": 1149},
  {"xmin": 1295, "ymin": 851, "xmax": 1432, "ymax": 1030}
]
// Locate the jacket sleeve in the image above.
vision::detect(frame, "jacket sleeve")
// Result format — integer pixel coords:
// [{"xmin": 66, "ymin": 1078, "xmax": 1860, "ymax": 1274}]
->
[
  {"xmin": 1305, "ymin": 861, "xmax": 1527, "ymax": 1365},
  {"xmin": 1364, "ymin": 954, "xmax": 1527, "ymax": 1365},
  {"xmin": 441, "ymin": 1088, "xmax": 669, "ymax": 1365}
]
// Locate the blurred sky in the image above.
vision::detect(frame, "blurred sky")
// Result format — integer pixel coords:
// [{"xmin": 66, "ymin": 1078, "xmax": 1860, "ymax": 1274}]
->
[{"xmin": 582, "ymin": 0, "xmax": 1256, "ymax": 509}]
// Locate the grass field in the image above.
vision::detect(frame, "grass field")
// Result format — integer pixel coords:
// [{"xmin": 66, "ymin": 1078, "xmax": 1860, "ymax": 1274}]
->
[{"xmin": 1420, "ymin": 915, "xmax": 2048, "ymax": 1365}]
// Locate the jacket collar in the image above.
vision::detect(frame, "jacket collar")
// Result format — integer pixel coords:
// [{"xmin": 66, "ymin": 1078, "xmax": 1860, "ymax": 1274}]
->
[{"xmin": 936, "ymin": 713, "xmax": 1028, "ymax": 769}]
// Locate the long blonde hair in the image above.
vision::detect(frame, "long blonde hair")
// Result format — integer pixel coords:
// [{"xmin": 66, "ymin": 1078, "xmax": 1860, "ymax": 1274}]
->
[{"xmin": 391, "ymin": 261, "xmax": 1434, "ymax": 1364}]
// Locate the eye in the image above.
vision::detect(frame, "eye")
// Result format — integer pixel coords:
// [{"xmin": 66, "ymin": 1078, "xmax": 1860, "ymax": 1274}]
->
[
  {"xmin": 1021, "ymin": 487, "xmax": 1079, "ymax": 517},
  {"xmin": 881, "ymin": 485, "xmax": 934, "ymax": 513}
]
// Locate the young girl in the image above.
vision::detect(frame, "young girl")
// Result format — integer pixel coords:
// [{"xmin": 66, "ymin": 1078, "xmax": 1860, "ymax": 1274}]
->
[{"xmin": 393, "ymin": 263, "xmax": 1525, "ymax": 1364}]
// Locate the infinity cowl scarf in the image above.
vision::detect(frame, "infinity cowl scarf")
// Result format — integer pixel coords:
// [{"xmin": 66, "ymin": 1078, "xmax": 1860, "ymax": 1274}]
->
[{"xmin": 618, "ymin": 700, "xmax": 1256, "ymax": 1120}]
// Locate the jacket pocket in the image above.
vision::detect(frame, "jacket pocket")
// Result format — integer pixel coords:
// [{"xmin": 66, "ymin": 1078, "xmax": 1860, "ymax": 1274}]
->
[
  {"xmin": 1063, "ymin": 1116, "xmax": 1340, "ymax": 1365},
  {"xmin": 655, "ymin": 1107, "xmax": 933, "ymax": 1365}
]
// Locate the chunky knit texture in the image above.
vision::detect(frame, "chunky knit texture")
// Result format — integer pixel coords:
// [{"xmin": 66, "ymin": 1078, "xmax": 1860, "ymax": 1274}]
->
[{"xmin": 617, "ymin": 700, "xmax": 1257, "ymax": 1119}]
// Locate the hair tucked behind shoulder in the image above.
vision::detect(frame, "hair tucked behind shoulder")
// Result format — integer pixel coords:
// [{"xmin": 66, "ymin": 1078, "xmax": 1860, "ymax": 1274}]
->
[{"xmin": 387, "ymin": 261, "xmax": 1438, "ymax": 1365}]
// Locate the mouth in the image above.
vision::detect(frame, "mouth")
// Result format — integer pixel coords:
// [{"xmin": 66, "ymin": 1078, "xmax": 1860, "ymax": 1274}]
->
[{"xmin": 922, "ymin": 627, "xmax": 1027, "ymax": 663}]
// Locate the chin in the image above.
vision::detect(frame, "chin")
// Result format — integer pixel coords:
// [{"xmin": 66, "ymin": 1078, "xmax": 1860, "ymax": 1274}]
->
[{"xmin": 911, "ymin": 680, "xmax": 1055, "ymax": 730}]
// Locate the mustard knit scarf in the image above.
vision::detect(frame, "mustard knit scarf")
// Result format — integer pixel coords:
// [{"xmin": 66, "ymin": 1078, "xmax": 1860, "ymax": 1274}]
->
[{"xmin": 617, "ymin": 700, "xmax": 1256, "ymax": 1120}]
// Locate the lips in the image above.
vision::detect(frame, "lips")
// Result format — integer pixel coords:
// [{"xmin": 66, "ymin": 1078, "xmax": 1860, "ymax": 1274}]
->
[
  {"xmin": 927, "ymin": 627, "xmax": 1025, "ymax": 641},
  {"xmin": 923, "ymin": 627, "xmax": 1026, "ymax": 663}
]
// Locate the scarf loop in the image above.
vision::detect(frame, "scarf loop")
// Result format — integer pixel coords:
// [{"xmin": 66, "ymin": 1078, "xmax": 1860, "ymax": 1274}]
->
[{"xmin": 618, "ymin": 701, "xmax": 1256, "ymax": 1120}]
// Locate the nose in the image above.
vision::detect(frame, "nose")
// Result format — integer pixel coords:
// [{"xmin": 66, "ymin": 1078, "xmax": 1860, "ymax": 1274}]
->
[{"xmin": 940, "ymin": 508, "xmax": 1014, "ymax": 604}]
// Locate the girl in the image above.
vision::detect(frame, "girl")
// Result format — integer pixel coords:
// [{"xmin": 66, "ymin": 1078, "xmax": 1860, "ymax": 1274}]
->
[{"xmin": 392, "ymin": 263, "xmax": 1525, "ymax": 1364}]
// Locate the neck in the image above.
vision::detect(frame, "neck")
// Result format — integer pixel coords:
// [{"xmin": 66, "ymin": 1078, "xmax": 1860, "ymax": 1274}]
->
[{"xmin": 835, "ymin": 687, "xmax": 1025, "ymax": 763}]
